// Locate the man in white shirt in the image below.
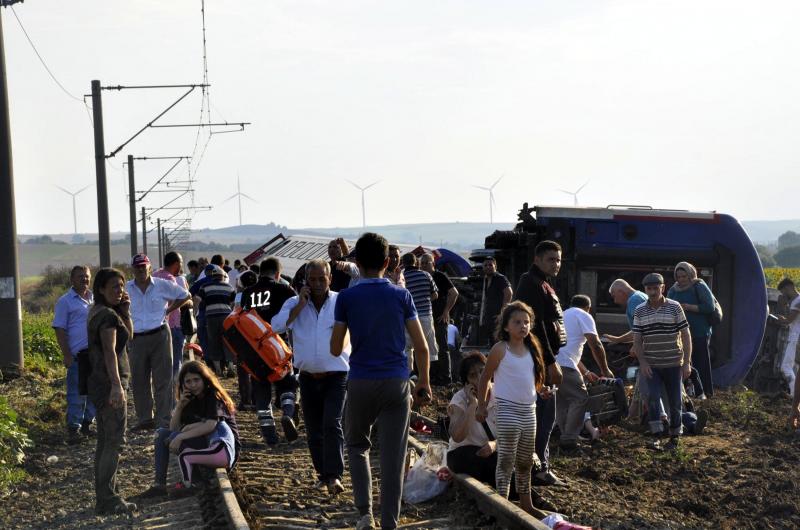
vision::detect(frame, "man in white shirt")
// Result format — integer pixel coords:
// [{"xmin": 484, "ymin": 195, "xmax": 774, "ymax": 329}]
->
[
  {"xmin": 272, "ymin": 259, "xmax": 351, "ymax": 495},
  {"xmin": 127, "ymin": 254, "xmax": 191, "ymax": 430},
  {"xmin": 777, "ymin": 278, "xmax": 800, "ymax": 397},
  {"xmin": 555, "ymin": 294, "xmax": 613, "ymax": 450}
]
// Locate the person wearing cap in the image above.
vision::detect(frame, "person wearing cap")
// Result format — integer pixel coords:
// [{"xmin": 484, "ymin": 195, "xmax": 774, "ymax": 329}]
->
[
  {"xmin": 632, "ymin": 272, "xmax": 692, "ymax": 451},
  {"xmin": 127, "ymin": 254, "xmax": 191, "ymax": 431},
  {"xmin": 193, "ymin": 265, "xmax": 236, "ymax": 376}
]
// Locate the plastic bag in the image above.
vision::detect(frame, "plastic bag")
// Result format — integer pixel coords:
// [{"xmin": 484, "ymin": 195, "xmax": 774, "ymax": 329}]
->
[
  {"xmin": 541, "ymin": 513, "xmax": 593, "ymax": 530},
  {"xmin": 402, "ymin": 442, "xmax": 449, "ymax": 504}
]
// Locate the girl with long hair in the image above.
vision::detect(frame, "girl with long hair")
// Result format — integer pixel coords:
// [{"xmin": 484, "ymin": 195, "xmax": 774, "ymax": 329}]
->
[
  {"xmin": 139, "ymin": 361, "xmax": 240, "ymax": 498},
  {"xmin": 476, "ymin": 301, "xmax": 545, "ymax": 515}
]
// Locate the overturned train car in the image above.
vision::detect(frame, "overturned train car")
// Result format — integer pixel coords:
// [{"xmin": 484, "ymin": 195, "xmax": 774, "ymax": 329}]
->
[{"xmin": 466, "ymin": 203, "xmax": 767, "ymax": 388}]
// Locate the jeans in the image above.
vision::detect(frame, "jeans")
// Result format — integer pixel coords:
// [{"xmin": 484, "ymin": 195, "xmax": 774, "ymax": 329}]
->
[
  {"xmin": 94, "ymin": 400, "xmax": 126, "ymax": 508},
  {"xmin": 645, "ymin": 366, "xmax": 684, "ymax": 436},
  {"xmin": 346, "ymin": 378, "xmax": 410, "ymax": 530},
  {"xmin": 692, "ymin": 335, "xmax": 714, "ymax": 397},
  {"xmin": 781, "ymin": 334, "xmax": 798, "ymax": 398},
  {"xmin": 66, "ymin": 358, "xmax": 96, "ymax": 430},
  {"xmin": 535, "ymin": 392, "xmax": 556, "ymax": 473},
  {"xmin": 154, "ymin": 427, "xmax": 208, "ymax": 485},
  {"xmin": 170, "ymin": 328, "xmax": 185, "ymax": 377},
  {"xmin": 299, "ymin": 372, "xmax": 347, "ymax": 481}
]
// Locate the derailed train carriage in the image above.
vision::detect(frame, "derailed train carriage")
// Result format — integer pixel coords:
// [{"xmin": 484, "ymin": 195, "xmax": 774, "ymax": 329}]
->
[{"xmin": 460, "ymin": 203, "xmax": 768, "ymax": 388}]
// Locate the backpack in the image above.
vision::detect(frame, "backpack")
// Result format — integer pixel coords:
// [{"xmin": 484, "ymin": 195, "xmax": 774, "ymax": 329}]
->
[
  {"xmin": 222, "ymin": 308, "xmax": 293, "ymax": 383},
  {"xmin": 694, "ymin": 283, "xmax": 723, "ymax": 326}
]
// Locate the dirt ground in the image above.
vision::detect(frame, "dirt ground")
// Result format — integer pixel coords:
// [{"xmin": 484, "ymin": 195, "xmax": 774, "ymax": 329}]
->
[
  {"xmin": 421, "ymin": 385, "xmax": 800, "ymax": 530},
  {"xmin": 2, "ymin": 370, "xmax": 799, "ymax": 529}
]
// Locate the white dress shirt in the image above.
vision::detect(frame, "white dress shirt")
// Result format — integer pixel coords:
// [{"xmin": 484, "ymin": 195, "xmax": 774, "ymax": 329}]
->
[
  {"xmin": 271, "ymin": 291, "xmax": 350, "ymax": 373},
  {"xmin": 127, "ymin": 277, "xmax": 189, "ymax": 333}
]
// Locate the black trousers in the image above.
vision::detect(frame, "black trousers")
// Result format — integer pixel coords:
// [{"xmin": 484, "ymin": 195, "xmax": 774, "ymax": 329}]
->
[{"xmin": 447, "ymin": 445, "xmax": 497, "ymax": 487}]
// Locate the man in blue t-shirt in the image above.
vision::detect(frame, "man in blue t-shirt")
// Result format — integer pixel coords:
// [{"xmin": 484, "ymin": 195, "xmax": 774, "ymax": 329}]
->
[{"xmin": 331, "ymin": 232, "xmax": 431, "ymax": 530}]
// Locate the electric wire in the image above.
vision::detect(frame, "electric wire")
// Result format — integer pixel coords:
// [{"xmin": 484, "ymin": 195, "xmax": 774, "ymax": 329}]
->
[{"xmin": 9, "ymin": 6, "xmax": 84, "ymax": 103}]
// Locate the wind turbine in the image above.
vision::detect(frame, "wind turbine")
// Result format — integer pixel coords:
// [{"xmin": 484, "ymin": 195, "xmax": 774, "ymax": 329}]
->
[
  {"xmin": 55, "ymin": 184, "xmax": 92, "ymax": 234},
  {"xmin": 346, "ymin": 179, "xmax": 380, "ymax": 229},
  {"xmin": 559, "ymin": 180, "xmax": 590, "ymax": 206},
  {"xmin": 473, "ymin": 175, "xmax": 503, "ymax": 224},
  {"xmin": 220, "ymin": 174, "xmax": 257, "ymax": 226}
]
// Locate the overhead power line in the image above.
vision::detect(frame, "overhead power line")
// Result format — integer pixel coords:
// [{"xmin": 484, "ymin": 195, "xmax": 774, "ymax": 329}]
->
[{"xmin": 9, "ymin": 6, "xmax": 83, "ymax": 103}]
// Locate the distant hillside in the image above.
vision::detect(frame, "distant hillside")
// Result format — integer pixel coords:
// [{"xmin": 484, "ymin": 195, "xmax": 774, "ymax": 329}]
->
[
  {"xmin": 741, "ymin": 220, "xmax": 800, "ymax": 244},
  {"xmin": 23, "ymin": 222, "xmax": 514, "ymax": 250}
]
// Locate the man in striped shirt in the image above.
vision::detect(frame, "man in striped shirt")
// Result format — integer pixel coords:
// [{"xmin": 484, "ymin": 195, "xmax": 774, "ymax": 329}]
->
[
  {"xmin": 401, "ymin": 253, "xmax": 438, "ymax": 374},
  {"xmin": 194, "ymin": 265, "xmax": 236, "ymax": 377},
  {"xmin": 632, "ymin": 273, "xmax": 692, "ymax": 451}
]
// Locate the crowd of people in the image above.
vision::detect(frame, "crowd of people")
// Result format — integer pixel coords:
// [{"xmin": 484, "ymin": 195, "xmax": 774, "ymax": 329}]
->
[{"xmin": 50, "ymin": 233, "xmax": 737, "ymax": 526}]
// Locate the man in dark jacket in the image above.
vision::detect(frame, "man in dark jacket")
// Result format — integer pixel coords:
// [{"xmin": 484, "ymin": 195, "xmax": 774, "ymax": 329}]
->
[{"xmin": 514, "ymin": 240, "xmax": 565, "ymax": 487}]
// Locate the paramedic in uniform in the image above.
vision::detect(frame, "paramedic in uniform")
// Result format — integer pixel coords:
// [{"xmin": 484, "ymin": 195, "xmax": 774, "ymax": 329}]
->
[{"xmin": 240, "ymin": 256, "xmax": 299, "ymax": 445}]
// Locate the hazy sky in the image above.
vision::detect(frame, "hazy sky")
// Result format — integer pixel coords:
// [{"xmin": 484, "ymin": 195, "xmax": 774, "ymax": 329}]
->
[{"xmin": 5, "ymin": 1, "xmax": 800, "ymax": 235}]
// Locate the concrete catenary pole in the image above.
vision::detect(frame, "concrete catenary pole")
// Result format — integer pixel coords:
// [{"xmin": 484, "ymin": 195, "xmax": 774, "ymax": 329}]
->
[
  {"xmin": 91, "ymin": 80, "xmax": 111, "ymax": 267},
  {"xmin": 0, "ymin": 10, "xmax": 23, "ymax": 372},
  {"xmin": 127, "ymin": 155, "xmax": 137, "ymax": 256}
]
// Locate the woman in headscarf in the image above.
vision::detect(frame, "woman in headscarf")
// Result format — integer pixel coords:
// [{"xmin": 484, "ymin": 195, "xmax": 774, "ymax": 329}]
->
[{"xmin": 667, "ymin": 261, "xmax": 716, "ymax": 398}]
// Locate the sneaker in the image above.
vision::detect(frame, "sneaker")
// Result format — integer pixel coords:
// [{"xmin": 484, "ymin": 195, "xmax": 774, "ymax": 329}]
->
[
  {"xmin": 281, "ymin": 415, "xmax": 298, "ymax": 442},
  {"xmin": 355, "ymin": 513, "xmax": 376, "ymax": 530},
  {"xmin": 67, "ymin": 428, "xmax": 82, "ymax": 445},
  {"xmin": 168, "ymin": 482, "xmax": 195, "ymax": 499},
  {"xmin": 261, "ymin": 424, "xmax": 279, "ymax": 446},
  {"xmin": 130, "ymin": 419, "xmax": 156, "ymax": 432},
  {"xmin": 327, "ymin": 478, "xmax": 345, "ymax": 495},
  {"xmin": 694, "ymin": 409, "xmax": 709, "ymax": 435},
  {"xmin": 533, "ymin": 471, "xmax": 567, "ymax": 487},
  {"xmin": 663, "ymin": 437, "xmax": 680, "ymax": 451},
  {"xmin": 135, "ymin": 485, "xmax": 167, "ymax": 499},
  {"xmin": 313, "ymin": 479, "xmax": 328, "ymax": 491},
  {"xmin": 80, "ymin": 420, "xmax": 96, "ymax": 437},
  {"xmin": 96, "ymin": 498, "xmax": 137, "ymax": 515}
]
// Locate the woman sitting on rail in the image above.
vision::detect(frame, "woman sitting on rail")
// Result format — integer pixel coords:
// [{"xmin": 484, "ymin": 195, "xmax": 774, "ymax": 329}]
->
[{"xmin": 139, "ymin": 361, "xmax": 240, "ymax": 497}]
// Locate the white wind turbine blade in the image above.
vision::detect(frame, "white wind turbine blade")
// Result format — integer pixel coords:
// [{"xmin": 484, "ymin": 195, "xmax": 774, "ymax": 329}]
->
[
  {"xmin": 575, "ymin": 180, "xmax": 590, "ymax": 194},
  {"xmin": 55, "ymin": 184, "xmax": 74, "ymax": 196},
  {"xmin": 490, "ymin": 175, "xmax": 504, "ymax": 190},
  {"xmin": 363, "ymin": 180, "xmax": 380, "ymax": 190},
  {"xmin": 345, "ymin": 179, "xmax": 363, "ymax": 191},
  {"xmin": 558, "ymin": 189, "xmax": 573, "ymax": 195},
  {"xmin": 473, "ymin": 185, "xmax": 490, "ymax": 191},
  {"xmin": 219, "ymin": 193, "xmax": 239, "ymax": 205},
  {"xmin": 240, "ymin": 193, "xmax": 258, "ymax": 203},
  {"xmin": 75, "ymin": 184, "xmax": 93, "ymax": 195}
]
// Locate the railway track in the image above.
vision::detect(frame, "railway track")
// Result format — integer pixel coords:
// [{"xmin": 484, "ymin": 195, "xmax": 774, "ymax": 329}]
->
[{"xmin": 218, "ymin": 379, "xmax": 553, "ymax": 530}]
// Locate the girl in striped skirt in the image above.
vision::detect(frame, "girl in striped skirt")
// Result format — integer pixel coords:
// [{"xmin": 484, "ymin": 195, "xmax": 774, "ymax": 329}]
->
[{"xmin": 476, "ymin": 301, "xmax": 545, "ymax": 515}]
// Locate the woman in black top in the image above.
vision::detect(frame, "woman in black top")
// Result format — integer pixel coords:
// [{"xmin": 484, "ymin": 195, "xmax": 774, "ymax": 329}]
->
[
  {"xmin": 139, "ymin": 361, "xmax": 240, "ymax": 498},
  {"xmin": 87, "ymin": 268, "xmax": 135, "ymax": 515}
]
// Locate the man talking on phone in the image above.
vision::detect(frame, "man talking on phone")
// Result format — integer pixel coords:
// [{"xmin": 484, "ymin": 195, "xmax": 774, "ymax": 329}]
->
[
  {"xmin": 272, "ymin": 259, "xmax": 351, "ymax": 495},
  {"xmin": 331, "ymin": 232, "xmax": 431, "ymax": 530}
]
